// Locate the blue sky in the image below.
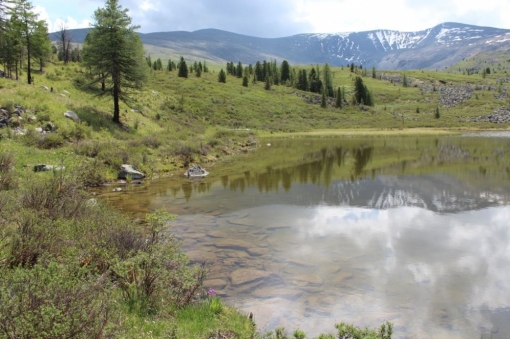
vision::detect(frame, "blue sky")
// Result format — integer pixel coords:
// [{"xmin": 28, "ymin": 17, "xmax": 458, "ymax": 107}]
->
[{"xmin": 34, "ymin": 0, "xmax": 510, "ymax": 37}]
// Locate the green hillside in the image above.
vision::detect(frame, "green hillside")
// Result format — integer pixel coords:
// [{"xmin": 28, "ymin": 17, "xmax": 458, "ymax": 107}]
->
[{"xmin": 1, "ymin": 57, "xmax": 509, "ymax": 339}]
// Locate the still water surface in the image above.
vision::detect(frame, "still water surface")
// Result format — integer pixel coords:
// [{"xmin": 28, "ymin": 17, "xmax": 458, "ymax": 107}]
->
[{"xmin": 103, "ymin": 134, "xmax": 510, "ymax": 338}]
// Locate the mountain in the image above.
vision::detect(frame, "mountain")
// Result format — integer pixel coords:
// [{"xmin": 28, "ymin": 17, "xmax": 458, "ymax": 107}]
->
[{"xmin": 52, "ymin": 22, "xmax": 510, "ymax": 70}]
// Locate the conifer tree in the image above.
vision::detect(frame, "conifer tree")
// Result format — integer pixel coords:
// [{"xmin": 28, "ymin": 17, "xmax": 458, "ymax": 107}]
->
[
  {"xmin": 336, "ymin": 87, "xmax": 342, "ymax": 108},
  {"xmin": 321, "ymin": 90, "xmax": 327, "ymax": 108},
  {"xmin": 10, "ymin": 0, "xmax": 43, "ymax": 84},
  {"xmin": 236, "ymin": 61, "xmax": 243, "ymax": 78},
  {"xmin": 281, "ymin": 60, "xmax": 290, "ymax": 83},
  {"xmin": 402, "ymin": 73, "xmax": 408, "ymax": 87},
  {"xmin": 322, "ymin": 63, "xmax": 334, "ymax": 97},
  {"xmin": 178, "ymin": 56, "xmax": 188, "ymax": 78},
  {"xmin": 82, "ymin": 0, "xmax": 147, "ymax": 124},
  {"xmin": 218, "ymin": 68, "xmax": 226, "ymax": 83},
  {"xmin": 265, "ymin": 76, "xmax": 271, "ymax": 90},
  {"xmin": 242, "ymin": 75, "xmax": 248, "ymax": 87}
]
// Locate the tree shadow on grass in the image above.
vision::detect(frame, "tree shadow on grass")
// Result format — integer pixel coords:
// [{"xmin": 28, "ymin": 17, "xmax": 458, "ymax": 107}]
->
[{"xmin": 69, "ymin": 105, "xmax": 134, "ymax": 137}]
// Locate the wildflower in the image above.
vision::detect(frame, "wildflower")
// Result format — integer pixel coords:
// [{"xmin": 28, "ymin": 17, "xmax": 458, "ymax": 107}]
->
[{"xmin": 207, "ymin": 288, "xmax": 216, "ymax": 295}]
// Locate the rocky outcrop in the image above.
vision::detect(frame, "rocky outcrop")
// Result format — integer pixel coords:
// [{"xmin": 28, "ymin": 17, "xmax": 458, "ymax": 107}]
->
[
  {"xmin": 439, "ymin": 86, "xmax": 474, "ymax": 108},
  {"xmin": 470, "ymin": 107, "xmax": 510, "ymax": 124}
]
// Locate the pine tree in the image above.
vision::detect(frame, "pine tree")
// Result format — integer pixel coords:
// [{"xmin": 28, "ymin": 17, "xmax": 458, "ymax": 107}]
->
[
  {"xmin": 435, "ymin": 107, "xmax": 440, "ymax": 119},
  {"xmin": 281, "ymin": 60, "xmax": 290, "ymax": 83},
  {"xmin": 322, "ymin": 63, "xmax": 334, "ymax": 97},
  {"xmin": 195, "ymin": 65, "xmax": 202, "ymax": 77},
  {"xmin": 402, "ymin": 73, "xmax": 408, "ymax": 87},
  {"xmin": 242, "ymin": 75, "xmax": 248, "ymax": 87},
  {"xmin": 336, "ymin": 87, "xmax": 342, "ymax": 108},
  {"xmin": 218, "ymin": 68, "xmax": 226, "ymax": 83},
  {"xmin": 372, "ymin": 66, "xmax": 376, "ymax": 79},
  {"xmin": 354, "ymin": 76, "xmax": 367, "ymax": 105},
  {"xmin": 82, "ymin": 0, "xmax": 147, "ymax": 124},
  {"xmin": 10, "ymin": 0, "xmax": 41, "ymax": 84},
  {"xmin": 321, "ymin": 90, "xmax": 327, "ymax": 108},
  {"xmin": 178, "ymin": 56, "xmax": 188, "ymax": 78},
  {"xmin": 236, "ymin": 61, "xmax": 243, "ymax": 78},
  {"xmin": 264, "ymin": 76, "xmax": 271, "ymax": 90}
]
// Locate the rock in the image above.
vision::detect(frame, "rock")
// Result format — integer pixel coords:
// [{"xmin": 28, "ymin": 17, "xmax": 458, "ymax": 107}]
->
[
  {"xmin": 214, "ymin": 239, "xmax": 255, "ymax": 251},
  {"xmin": 186, "ymin": 250, "xmax": 218, "ymax": 264},
  {"xmin": 85, "ymin": 198, "xmax": 98, "ymax": 208},
  {"xmin": 40, "ymin": 86, "xmax": 49, "ymax": 91},
  {"xmin": 118, "ymin": 164, "xmax": 145, "ymax": 180},
  {"xmin": 62, "ymin": 90, "xmax": 70, "ymax": 94},
  {"xmin": 35, "ymin": 127, "xmax": 43, "ymax": 133},
  {"xmin": 252, "ymin": 287, "xmax": 303, "ymax": 300},
  {"xmin": 12, "ymin": 127, "xmax": 27, "ymax": 135},
  {"xmin": 64, "ymin": 111, "xmax": 80, "ymax": 122},
  {"xmin": 112, "ymin": 187, "xmax": 122, "ymax": 192},
  {"xmin": 27, "ymin": 115, "xmax": 36, "ymax": 122},
  {"xmin": 33, "ymin": 164, "xmax": 65, "ymax": 172},
  {"xmin": 45, "ymin": 122, "xmax": 55, "ymax": 132},
  {"xmin": 292, "ymin": 274, "xmax": 324, "ymax": 286},
  {"xmin": 246, "ymin": 247, "xmax": 268, "ymax": 256},
  {"xmin": 204, "ymin": 278, "xmax": 228, "ymax": 290},
  {"xmin": 185, "ymin": 164, "xmax": 209, "ymax": 178},
  {"xmin": 208, "ymin": 230, "xmax": 228, "ymax": 238},
  {"xmin": 230, "ymin": 269, "xmax": 272, "ymax": 287}
]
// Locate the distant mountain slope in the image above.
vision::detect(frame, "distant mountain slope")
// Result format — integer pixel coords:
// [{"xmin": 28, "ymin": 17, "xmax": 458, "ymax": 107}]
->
[{"xmin": 52, "ymin": 22, "xmax": 510, "ymax": 70}]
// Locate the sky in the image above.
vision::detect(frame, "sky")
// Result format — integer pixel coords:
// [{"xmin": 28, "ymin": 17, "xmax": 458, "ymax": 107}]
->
[{"xmin": 34, "ymin": 0, "xmax": 510, "ymax": 37}]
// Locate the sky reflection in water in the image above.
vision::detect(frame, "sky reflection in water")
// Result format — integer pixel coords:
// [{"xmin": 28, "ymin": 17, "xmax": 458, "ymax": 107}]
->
[{"xmin": 102, "ymin": 135, "xmax": 510, "ymax": 338}]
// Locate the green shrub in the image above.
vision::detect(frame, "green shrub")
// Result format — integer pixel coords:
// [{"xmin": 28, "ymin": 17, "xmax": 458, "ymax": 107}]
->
[
  {"xmin": 38, "ymin": 133, "xmax": 64, "ymax": 149},
  {"xmin": 0, "ymin": 263, "xmax": 114, "ymax": 339},
  {"xmin": 0, "ymin": 152, "xmax": 17, "ymax": 191}
]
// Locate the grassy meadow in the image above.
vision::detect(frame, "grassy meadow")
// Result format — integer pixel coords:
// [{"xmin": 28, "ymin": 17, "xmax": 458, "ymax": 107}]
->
[{"xmin": 1, "ymin": 55, "xmax": 510, "ymax": 338}]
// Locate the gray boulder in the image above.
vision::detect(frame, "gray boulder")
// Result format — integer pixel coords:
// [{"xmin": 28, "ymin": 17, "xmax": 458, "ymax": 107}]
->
[
  {"xmin": 118, "ymin": 164, "xmax": 145, "ymax": 180},
  {"xmin": 185, "ymin": 164, "xmax": 209, "ymax": 178},
  {"xmin": 64, "ymin": 111, "xmax": 80, "ymax": 122},
  {"xmin": 33, "ymin": 164, "xmax": 65, "ymax": 172}
]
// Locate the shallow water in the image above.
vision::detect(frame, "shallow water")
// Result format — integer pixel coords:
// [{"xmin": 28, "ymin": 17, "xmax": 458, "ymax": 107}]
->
[{"xmin": 101, "ymin": 135, "xmax": 510, "ymax": 338}]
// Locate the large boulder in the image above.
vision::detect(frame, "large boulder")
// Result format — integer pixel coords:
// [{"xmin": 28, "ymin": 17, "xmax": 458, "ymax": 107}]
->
[
  {"xmin": 118, "ymin": 164, "xmax": 145, "ymax": 180},
  {"xmin": 185, "ymin": 164, "xmax": 209, "ymax": 178},
  {"xmin": 64, "ymin": 111, "xmax": 80, "ymax": 122}
]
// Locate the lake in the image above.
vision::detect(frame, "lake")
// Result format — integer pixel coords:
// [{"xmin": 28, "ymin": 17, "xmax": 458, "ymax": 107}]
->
[{"xmin": 101, "ymin": 133, "xmax": 510, "ymax": 338}]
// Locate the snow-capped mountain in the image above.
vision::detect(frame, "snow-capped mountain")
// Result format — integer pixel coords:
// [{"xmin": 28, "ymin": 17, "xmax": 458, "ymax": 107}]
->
[{"xmin": 59, "ymin": 22, "xmax": 510, "ymax": 70}]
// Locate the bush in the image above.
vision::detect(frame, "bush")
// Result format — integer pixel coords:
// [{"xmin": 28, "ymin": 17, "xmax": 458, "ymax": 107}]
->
[
  {"xmin": 38, "ymin": 133, "xmax": 64, "ymax": 149},
  {"xmin": 0, "ymin": 152, "xmax": 17, "ymax": 191},
  {"xmin": 110, "ymin": 210, "xmax": 208, "ymax": 311},
  {"xmin": 0, "ymin": 263, "xmax": 114, "ymax": 339}
]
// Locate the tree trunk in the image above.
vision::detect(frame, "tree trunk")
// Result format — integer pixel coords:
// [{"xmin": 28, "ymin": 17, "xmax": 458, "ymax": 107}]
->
[
  {"xmin": 112, "ymin": 75, "xmax": 120, "ymax": 124},
  {"xmin": 27, "ymin": 35, "xmax": 31, "ymax": 85}
]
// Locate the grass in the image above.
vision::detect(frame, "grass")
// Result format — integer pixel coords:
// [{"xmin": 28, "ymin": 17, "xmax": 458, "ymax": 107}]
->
[{"xmin": 1, "ymin": 55, "xmax": 510, "ymax": 338}]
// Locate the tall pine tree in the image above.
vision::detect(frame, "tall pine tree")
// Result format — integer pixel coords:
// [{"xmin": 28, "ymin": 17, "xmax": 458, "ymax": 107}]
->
[{"xmin": 82, "ymin": 0, "xmax": 147, "ymax": 124}]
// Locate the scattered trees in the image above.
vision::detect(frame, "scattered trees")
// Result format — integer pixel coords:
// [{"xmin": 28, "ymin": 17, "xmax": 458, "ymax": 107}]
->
[
  {"xmin": 354, "ymin": 76, "xmax": 374, "ymax": 106},
  {"xmin": 82, "ymin": 0, "xmax": 148, "ymax": 124}
]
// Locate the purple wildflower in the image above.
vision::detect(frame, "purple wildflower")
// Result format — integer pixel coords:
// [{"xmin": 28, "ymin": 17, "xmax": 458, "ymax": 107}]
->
[{"xmin": 207, "ymin": 289, "xmax": 216, "ymax": 295}]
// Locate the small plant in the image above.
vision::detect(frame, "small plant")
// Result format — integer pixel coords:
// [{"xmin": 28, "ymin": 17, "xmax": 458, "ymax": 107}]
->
[
  {"xmin": 207, "ymin": 289, "xmax": 223, "ymax": 315},
  {"xmin": 435, "ymin": 107, "xmax": 441, "ymax": 119}
]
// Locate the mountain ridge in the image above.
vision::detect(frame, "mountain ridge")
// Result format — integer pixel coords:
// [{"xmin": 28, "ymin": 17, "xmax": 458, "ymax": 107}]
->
[{"xmin": 51, "ymin": 22, "xmax": 510, "ymax": 70}]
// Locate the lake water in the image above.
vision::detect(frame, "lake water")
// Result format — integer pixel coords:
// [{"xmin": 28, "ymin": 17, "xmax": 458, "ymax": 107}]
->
[{"xmin": 102, "ymin": 134, "xmax": 510, "ymax": 338}]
